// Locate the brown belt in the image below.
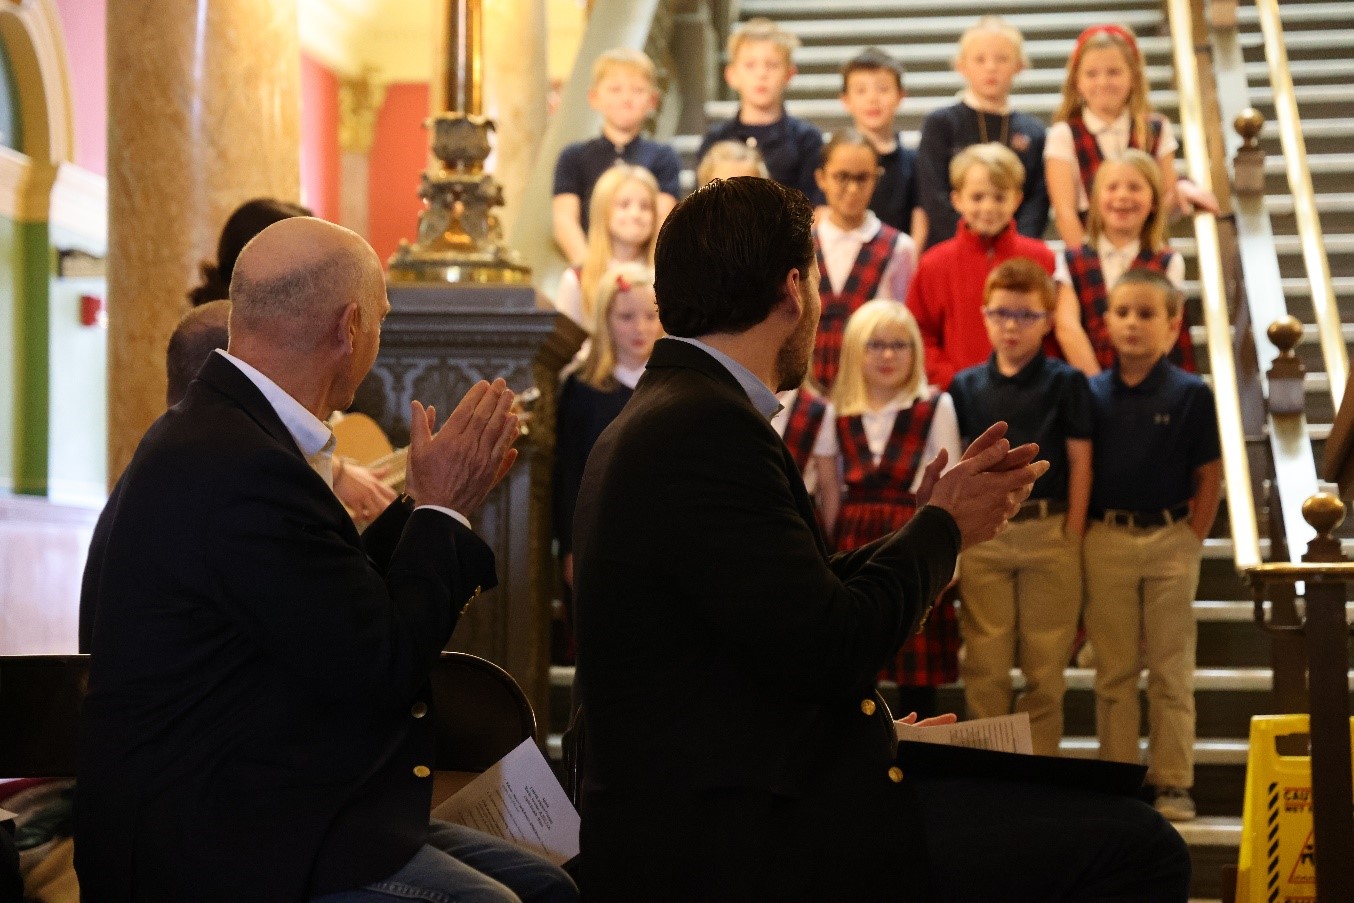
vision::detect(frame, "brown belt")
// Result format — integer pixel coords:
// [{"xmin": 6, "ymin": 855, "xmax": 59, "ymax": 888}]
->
[{"xmin": 1095, "ymin": 503, "xmax": 1191, "ymax": 529}]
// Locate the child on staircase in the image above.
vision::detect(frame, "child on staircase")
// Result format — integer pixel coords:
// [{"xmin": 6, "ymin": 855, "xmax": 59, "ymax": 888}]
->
[{"xmin": 1083, "ymin": 267, "xmax": 1222, "ymax": 822}]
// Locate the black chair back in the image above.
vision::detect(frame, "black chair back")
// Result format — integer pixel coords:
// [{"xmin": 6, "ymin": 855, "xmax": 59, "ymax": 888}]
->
[{"xmin": 429, "ymin": 651, "xmax": 536, "ymax": 772}]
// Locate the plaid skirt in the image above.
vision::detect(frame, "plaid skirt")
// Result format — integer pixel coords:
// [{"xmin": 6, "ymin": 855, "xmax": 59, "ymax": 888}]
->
[{"xmin": 835, "ymin": 499, "xmax": 960, "ymax": 688}]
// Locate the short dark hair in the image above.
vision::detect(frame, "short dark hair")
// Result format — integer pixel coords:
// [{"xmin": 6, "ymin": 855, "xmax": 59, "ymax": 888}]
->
[
  {"xmin": 983, "ymin": 258, "xmax": 1056, "ymax": 312},
  {"xmin": 819, "ymin": 128, "xmax": 878, "ymax": 169},
  {"xmin": 1111, "ymin": 268, "xmax": 1184, "ymax": 318},
  {"xmin": 166, "ymin": 299, "xmax": 231, "ymax": 406},
  {"xmin": 841, "ymin": 47, "xmax": 905, "ymax": 92},
  {"xmin": 654, "ymin": 177, "xmax": 814, "ymax": 337}
]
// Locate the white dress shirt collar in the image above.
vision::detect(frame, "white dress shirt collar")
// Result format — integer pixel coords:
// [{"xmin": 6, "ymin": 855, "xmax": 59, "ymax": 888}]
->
[
  {"xmin": 613, "ymin": 363, "xmax": 645, "ymax": 389},
  {"xmin": 668, "ymin": 336, "xmax": 783, "ymax": 419},
  {"xmin": 218, "ymin": 350, "xmax": 336, "ymax": 486},
  {"xmin": 961, "ymin": 90, "xmax": 1011, "ymax": 115}
]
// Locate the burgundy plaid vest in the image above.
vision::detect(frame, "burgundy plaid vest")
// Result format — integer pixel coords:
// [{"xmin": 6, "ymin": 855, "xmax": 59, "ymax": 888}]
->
[
  {"xmin": 1064, "ymin": 245, "xmax": 1196, "ymax": 372},
  {"xmin": 837, "ymin": 391, "xmax": 938, "ymax": 505},
  {"xmin": 1067, "ymin": 113, "xmax": 1165, "ymax": 195},
  {"xmin": 813, "ymin": 224, "xmax": 901, "ymax": 389},
  {"xmin": 781, "ymin": 386, "xmax": 828, "ymax": 473}
]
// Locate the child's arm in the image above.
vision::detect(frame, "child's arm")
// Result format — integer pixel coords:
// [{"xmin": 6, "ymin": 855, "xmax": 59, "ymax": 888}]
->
[
  {"xmin": 913, "ymin": 112, "xmax": 954, "ymax": 244},
  {"xmin": 551, "ymin": 194, "xmax": 588, "ymax": 265},
  {"xmin": 882, "ymin": 234, "xmax": 919, "ymax": 301},
  {"xmin": 1046, "ymin": 158, "xmax": 1086, "ymax": 247},
  {"xmin": 910, "ymin": 208, "xmax": 929, "ymax": 252},
  {"xmin": 1015, "ymin": 134, "xmax": 1050, "ymax": 239},
  {"xmin": 1064, "ymin": 438, "xmax": 1092, "ymax": 538},
  {"xmin": 1188, "ymin": 459, "xmax": 1222, "ymax": 542},
  {"xmin": 812, "ymin": 454, "xmax": 841, "ymax": 537},
  {"xmin": 1054, "ymin": 282, "xmax": 1101, "ymax": 377}
]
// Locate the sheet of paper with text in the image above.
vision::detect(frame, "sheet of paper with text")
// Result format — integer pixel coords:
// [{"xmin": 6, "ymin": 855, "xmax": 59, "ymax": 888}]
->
[
  {"xmin": 432, "ymin": 738, "xmax": 580, "ymax": 865},
  {"xmin": 894, "ymin": 712, "xmax": 1034, "ymax": 754}
]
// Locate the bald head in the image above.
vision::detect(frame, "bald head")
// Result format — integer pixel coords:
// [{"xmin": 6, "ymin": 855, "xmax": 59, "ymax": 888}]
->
[
  {"xmin": 229, "ymin": 217, "xmax": 385, "ymax": 352},
  {"xmin": 166, "ymin": 299, "xmax": 232, "ymax": 406}
]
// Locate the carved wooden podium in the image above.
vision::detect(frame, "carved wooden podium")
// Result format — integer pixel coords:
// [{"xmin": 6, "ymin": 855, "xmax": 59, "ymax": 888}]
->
[{"xmin": 353, "ymin": 283, "xmax": 583, "ymax": 723}]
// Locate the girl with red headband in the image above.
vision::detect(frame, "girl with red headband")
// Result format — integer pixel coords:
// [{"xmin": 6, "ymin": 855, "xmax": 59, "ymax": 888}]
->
[{"xmin": 1045, "ymin": 24, "xmax": 1217, "ymax": 248}]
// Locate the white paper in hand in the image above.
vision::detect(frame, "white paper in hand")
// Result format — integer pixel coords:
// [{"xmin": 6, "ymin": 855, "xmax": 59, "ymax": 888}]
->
[
  {"xmin": 431, "ymin": 738, "xmax": 580, "ymax": 865},
  {"xmin": 895, "ymin": 712, "xmax": 1034, "ymax": 754}
]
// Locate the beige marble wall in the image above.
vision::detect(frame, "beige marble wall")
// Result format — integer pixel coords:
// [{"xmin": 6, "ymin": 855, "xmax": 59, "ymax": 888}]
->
[
  {"xmin": 483, "ymin": 0, "xmax": 548, "ymax": 237},
  {"xmin": 106, "ymin": 0, "xmax": 300, "ymax": 482}
]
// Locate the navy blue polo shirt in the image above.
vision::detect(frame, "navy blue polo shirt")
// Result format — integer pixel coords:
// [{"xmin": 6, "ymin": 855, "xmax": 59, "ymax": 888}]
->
[
  {"xmin": 698, "ymin": 109, "xmax": 824, "ymax": 203},
  {"xmin": 950, "ymin": 353, "xmax": 1092, "ymax": 502},
  {"xmin": 870, "ymin": 134, "xmax": 919, "ymax": 234},
  {"xmin": 552, "ymin": 134, "xmax": 682, "ymax": 233},
  {"xmin": 1088, "ymin": 358, "xmax": 1220, "ymax": 513}
]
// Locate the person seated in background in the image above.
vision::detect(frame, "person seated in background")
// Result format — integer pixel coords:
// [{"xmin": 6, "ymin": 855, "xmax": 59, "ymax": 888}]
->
[
  {"xmin": 187, "ymin": 197, "xmax": 311, "ymax": 307},
  {"xmin": 76, "ymin": 217, "xmax": 577, "ymax": 903},
  {"xmin": 551, "ymin": 48, "xmax": 680, "ymax": 266}
]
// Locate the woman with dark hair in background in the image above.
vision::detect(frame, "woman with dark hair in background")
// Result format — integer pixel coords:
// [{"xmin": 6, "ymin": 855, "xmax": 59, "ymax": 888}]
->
[{"xmin": 188, "ymin": 198, "xmax": 313, "ymax": 306}]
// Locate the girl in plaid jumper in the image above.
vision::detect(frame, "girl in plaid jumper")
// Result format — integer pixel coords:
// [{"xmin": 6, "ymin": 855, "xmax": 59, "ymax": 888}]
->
[
  {"xmin": 811, "ymin": 131, "xmax": 917, "ymax": 392},
  {"xmin": 823, "ymin": 299, "xmax": 961, "ymax": 718},
  {"xmin": 1053, "ymin": 149, "xmax": 1195, "ymax": 377},
  {"xmin": 1046, "ymin": 24, "xmax": 1217, "ymax": 248}
]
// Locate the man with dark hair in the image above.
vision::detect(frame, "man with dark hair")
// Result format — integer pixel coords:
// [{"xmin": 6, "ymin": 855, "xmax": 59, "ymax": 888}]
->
[{"xmin": 573, "ymin": 177, "xmax": 1190, "ymax": 901}]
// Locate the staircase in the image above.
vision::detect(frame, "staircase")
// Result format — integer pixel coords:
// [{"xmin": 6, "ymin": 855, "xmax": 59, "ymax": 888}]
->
[{"xmin": 550, "ymin": 1, "xmax": 1354, "ymax": 898}]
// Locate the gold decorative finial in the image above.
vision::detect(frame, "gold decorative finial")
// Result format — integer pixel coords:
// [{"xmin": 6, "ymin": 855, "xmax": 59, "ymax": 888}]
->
[
  {"xmin": 1302, "ymin": 492, "xmax": 1346, "ymax": 537},
  {"xmin": 1235, "ymin": 108, "xmax": 1265, "ymax": 147},
  {"xmin": 1267, "ymin": 316, "xmax": 1304, "ymax": 355}
]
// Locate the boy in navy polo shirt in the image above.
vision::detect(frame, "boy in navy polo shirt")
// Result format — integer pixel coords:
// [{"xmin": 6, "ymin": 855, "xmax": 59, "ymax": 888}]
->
[
  {"xmin": 1084, "ymin": 268, "xmax": 1221, "ymax": 823},
  {"xmin": 839, "ymin": 47, "xmax": 918, "ymax": 235},
  {"xmin": 552, "ymin": 48, "xmax": 682, "ymax": 265},
  {"xmin": 698, "ymin": 18, "xmax": 822, "ymax": 202},
  {"xmin": 950, "ymin": 259, "xmax": 1091, "ymax": 757}
]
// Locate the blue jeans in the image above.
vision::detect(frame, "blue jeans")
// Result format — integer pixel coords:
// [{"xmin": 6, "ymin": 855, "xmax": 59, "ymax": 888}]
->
[{"xmin": 311, "ymin": 820, "xmax": 578, "ymax": 903}]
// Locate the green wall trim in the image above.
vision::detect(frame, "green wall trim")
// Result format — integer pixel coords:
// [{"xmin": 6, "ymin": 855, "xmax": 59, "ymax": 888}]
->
[{"xmin": 12, "ymin": 219, "xmax": 49, "ymax": 495}]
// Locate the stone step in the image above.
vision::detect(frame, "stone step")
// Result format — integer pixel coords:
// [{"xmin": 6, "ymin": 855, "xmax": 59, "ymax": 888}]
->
[{"xmin": 741, "ymin": 0, "xmax": 1152, "ymax": 18}]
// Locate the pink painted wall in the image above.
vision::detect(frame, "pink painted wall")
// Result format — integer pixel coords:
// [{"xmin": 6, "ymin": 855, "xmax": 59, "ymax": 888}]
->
[
  {"xmin": 300, "ymin": 53, "xmax": 340, "ymax": 223},
  {"xmin": 52, "ymin": 0, "xmax": 107, "ymax": 175},
  {"xmin": 367, "ymin": 82, "xmax": 429, "ymax": 265}
]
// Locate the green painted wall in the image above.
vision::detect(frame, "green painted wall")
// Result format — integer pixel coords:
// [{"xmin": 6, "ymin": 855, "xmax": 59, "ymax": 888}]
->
[
  {"xmin": 11, "ymin": 217, "xmax": 50, "ymax": 495},
  {"xmin": 47, "ymin": 228, "xmax": 107, "ymax": 504},
  {"xmin": 0, "ymin": 214, "xmax": 16, "ymax": 491}
]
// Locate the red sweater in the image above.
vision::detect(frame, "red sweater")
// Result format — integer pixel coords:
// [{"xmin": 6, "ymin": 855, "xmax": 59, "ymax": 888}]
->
[{"xmin": 906, "ymin": 221, "xmax": 1055, "ymax": 389}]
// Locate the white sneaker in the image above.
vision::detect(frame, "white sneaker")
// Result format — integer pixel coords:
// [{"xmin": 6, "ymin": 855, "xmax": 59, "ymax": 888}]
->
[{"xmin": 1154, "ymin": 786, "xmax": 1196, "ymax": 822}]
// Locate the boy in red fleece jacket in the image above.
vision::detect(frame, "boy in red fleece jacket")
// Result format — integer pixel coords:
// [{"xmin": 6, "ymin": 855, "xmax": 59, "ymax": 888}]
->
[{"xmin": 906, "ymin": 142, "xmax": 1054, "ymax": 389}]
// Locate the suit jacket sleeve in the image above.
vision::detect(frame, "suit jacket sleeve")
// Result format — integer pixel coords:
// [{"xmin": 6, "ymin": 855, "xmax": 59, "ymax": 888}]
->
[
  {"xmin": 653, "ymin": 399, "xmax": 958, "ymax": 700},
  {"xmin": 205, "ymin": 445, "xmax": 495, "ymax": 708}
]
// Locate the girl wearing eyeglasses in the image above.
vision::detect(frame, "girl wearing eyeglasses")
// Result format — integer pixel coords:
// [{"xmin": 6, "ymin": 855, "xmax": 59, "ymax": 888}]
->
[
  {"xmin": 1052, "ymin": 148, "xmax": 1195, "ymax": 377},
  {"xmin": 822, "ymin": 298, "xmax": 962, "ymax": 719},
  {"xmin": 810, "ymin": 130, "xmax": 918, "ymax": 391}
]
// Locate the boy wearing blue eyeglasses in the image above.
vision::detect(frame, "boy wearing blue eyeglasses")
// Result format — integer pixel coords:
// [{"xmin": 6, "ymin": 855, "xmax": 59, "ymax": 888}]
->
[
  {"xmin": 906, "ymin": 142, "xmax": 1054, "ymax": 391},
  {"xmin": 948, "ymin": 258, "xmax": 1092, "ymax": 757}
]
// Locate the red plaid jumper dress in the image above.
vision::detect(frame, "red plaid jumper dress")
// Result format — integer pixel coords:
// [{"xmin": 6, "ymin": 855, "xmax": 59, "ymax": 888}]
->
[
  {"xmin": 780, "ymin": 385, "xmax": 829, "ymax": 474},
  {"xmin": 833, "ymin": 392, "xmax": 960, "ymax": 687},
  {"xmin": 1064, "ymin": 245, "xmax": 1196, "ymax": 372},
  {"xmin": 812, "ymin": 224, "xmax": 901, "ymax": 391},
  {"xmin": 1067, "ymin": 113, "xmax": 1166, "ymax": 206}
]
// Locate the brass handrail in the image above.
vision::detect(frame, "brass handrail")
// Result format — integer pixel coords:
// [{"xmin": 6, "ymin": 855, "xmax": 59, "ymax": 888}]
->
[
  {"xmin": 1166, "ymin": 0, "xmax": 1262, "ymax": 570},
  {"xmin": 1254, "ymin": 0, "xmax": 1347, "ymax": 410}
]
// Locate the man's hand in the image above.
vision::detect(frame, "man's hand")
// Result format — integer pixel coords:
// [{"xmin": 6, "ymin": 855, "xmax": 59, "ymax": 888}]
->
[
  {"xmin": 405, "ymin": 380, "xmax": 520, "ymax": 514},
  {"xmin": 334, "ymin": 460, "xmax": 397, "ymax": 523},
  {"xmin": 918, "ymin": 422, "xmax": 1049, "ymax": 550},
  {"xmin": 896, "ymin": 712, "xmax": 959, "ymax": 728}
]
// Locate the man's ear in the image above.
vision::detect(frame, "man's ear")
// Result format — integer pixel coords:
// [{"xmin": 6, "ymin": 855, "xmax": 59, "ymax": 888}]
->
[
  {"xmin": 338, "ymin": 302, "xmax": 360, "ymax": 353},
  {"xmin": 778, "ymin": 268, "xmax": 806, "ymax": 322}
]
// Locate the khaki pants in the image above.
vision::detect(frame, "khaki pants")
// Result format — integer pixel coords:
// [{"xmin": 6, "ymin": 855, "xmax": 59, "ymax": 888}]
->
[
  {"xmin": 1083, "ymin": 520, "xmax": 1201, "ymax": 788},
  {"xmin": 958, "ymin": 515, "xmax": 1082, "ymax": 756}
]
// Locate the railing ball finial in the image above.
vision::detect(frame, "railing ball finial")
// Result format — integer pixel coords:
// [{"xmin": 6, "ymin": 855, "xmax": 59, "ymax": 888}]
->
[
  {"xmin": 1267, "ymin": 315, "xmax": 1304, "ymax": 354},
  {"xmin": 1302, "ymin": 491, "xmax": 1346, "ymax": 537},
  {"xmin": 1234, "ymin": 108, "xmax": 1265, "ymax": 148}
]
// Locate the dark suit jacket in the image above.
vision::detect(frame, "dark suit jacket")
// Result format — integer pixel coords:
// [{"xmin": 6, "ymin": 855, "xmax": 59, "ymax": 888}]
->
[
  {"xmin": 75, "ymin": 353, "xmax": 496, "ymax": 902},
  {"xmin": 573, "ymin": 338, "xmax": 959, "ymax": 901}
]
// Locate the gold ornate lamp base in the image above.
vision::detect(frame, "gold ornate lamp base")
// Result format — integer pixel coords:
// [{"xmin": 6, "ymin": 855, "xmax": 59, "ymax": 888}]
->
[{"xmin": 388, "ymin": 112, "xmax": 531, "ymax": 285}]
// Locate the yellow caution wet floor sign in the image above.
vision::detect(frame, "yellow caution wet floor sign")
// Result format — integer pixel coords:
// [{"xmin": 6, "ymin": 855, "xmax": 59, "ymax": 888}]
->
[{"xmin": 1236, "ymin": 715, "xmax": 1354, "ymax": 903}]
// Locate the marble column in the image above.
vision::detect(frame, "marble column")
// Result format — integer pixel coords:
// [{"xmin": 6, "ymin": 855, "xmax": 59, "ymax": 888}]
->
[
  {"xmin": 431, "ymin": 0, "xmax": 548, "ymax": 239},
  {"xmin": 338, "ymin": 70, "xmax": 386, "ymax": 239},
  {"xmin": 106, "ymin": 0, "xmax": 300, "ymax": 483}
]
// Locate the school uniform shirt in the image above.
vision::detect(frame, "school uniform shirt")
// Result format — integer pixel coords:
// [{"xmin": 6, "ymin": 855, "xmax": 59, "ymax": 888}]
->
[
  {"xmin": 914, "ymin": 92, "xmax": 1049, "ymax": 249},
  {"xmin": 698, "ymin": 110, "xmax": 824, "ymax": 202},
  {"xmin": 817, "ymin": 211, "xmax": 917, "ymax": 303},
  {"xmin": 1045, "ymin": 110, "xmax": 1178, "ymax": 212},
  {"xmin": 1054, "ymin": 236, "xmax": 1186, "ymax": 290},
  {"xmin": 871, "ymin": 134, "xmax": 920, "ymax": 234},
  {"xmin": 820, "ymin": 392, "xmax": 960, "ymax": 493},
  {"xmin": 552, "ymin": 135, "xmax": 682, "ymax": 233}
]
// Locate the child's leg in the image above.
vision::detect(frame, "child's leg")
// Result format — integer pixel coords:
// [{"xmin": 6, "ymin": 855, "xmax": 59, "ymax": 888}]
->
[
  {"xmin": 957, "ymin": 531, "xmax": 1018, "ymax": 724},
  {"xmin": 1083, "ymin": 523, "xmax": 1146, "ymax": 766},
  {"xmin": 1140, "ymin": 521, "xmax": 1202, "ymax": 789},
  {"xmin": 1013, "ymin": 516, "xmax": 1082, "ymax": 757}
]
